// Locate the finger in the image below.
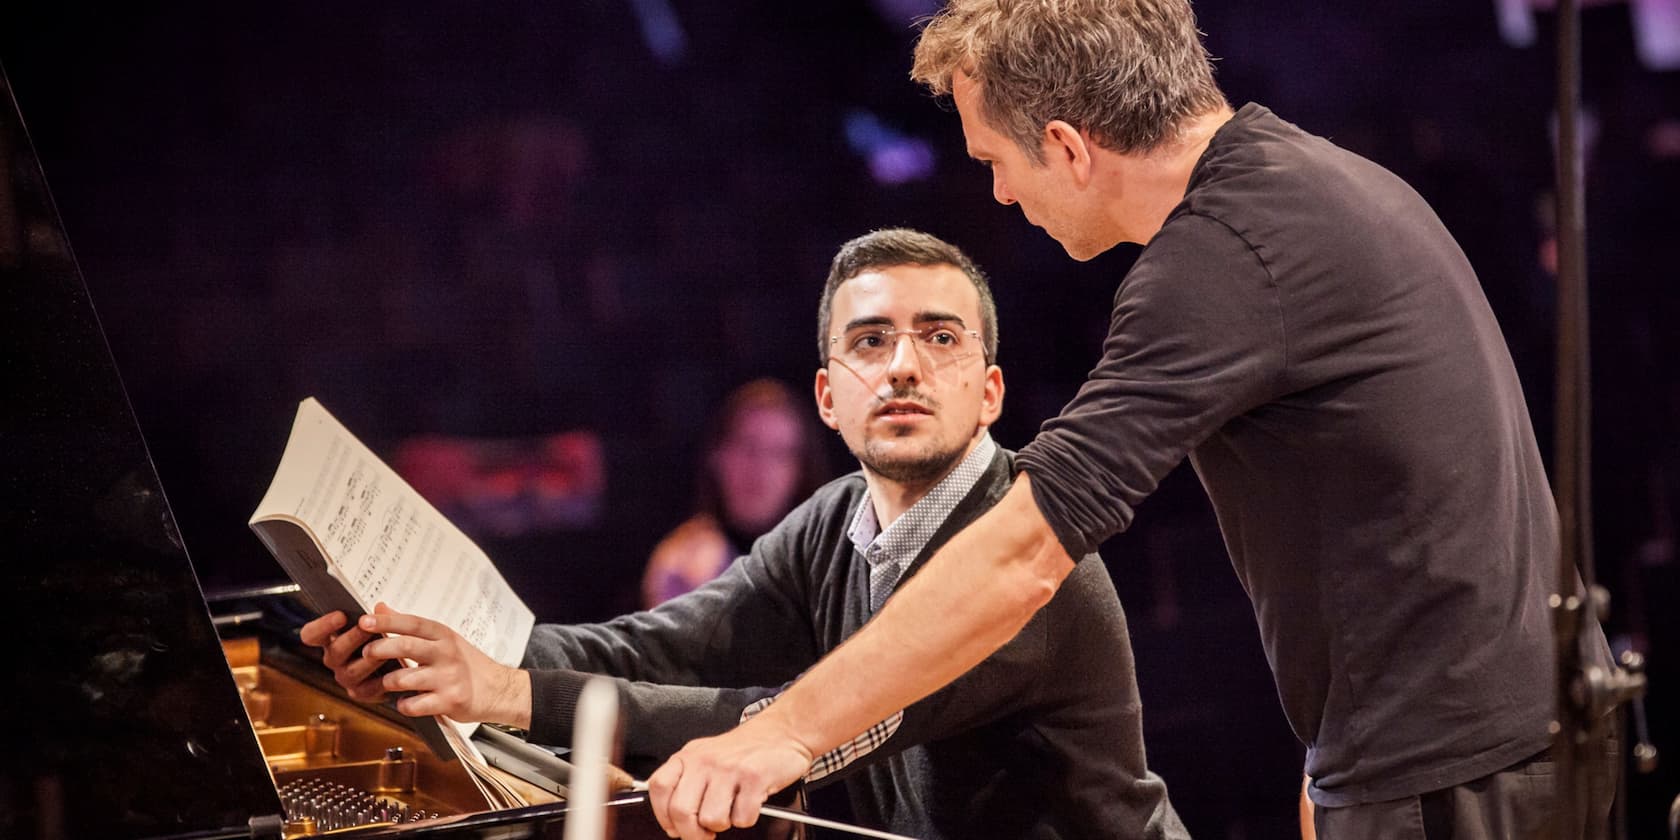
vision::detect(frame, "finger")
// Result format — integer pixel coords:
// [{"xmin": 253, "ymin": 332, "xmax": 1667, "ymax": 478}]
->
[
  {"xmin": 325, "ymin": 625, "xmax": 376, "ymax": 668},
  {"xmin": 339, "ymin": 648, "xmax": 389, "ymax": 684},
  {"xmin": 359, "ymin": 609, "xmax": 445, "ymax": 640},
  {"xmin": 393, "ymin": 689, "xmax": 443, "ymax": 718},
  {"xmin": 347, "ymin": 679, "xmax": 388, "ymax": 703},
  {"xmin": 646, "ymin": 757, "xmax": 684, "ymax": 838},
  {"xmin": 648, "ymin": 756, "xmax": 715, "ymax": 840},
  {"xmin": 666, "ymin": 760, "xmax": 716, "ymax": 840},
  {"xmin": 363, "ymin": 634, "xmax": 432, "ymax": 664},
  {"xmin": 380, "ymin": 661, "xmax": 437, "ymax": 694},
  {"xmin": 729, "ymin": 782, "xmax": 768, "ymax": 830},
  {"xmin": 299, "ymin": 611, "xmax": 348, "ymax": 647},
  {"xmin": 696, "ymin": 778, "xmax": 738, "ymax": 834}
]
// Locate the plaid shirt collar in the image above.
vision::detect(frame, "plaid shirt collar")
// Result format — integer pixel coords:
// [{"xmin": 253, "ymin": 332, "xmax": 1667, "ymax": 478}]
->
[{"xmin": 846, "ymin": 432, "xmax": 996, "ymax": 575}]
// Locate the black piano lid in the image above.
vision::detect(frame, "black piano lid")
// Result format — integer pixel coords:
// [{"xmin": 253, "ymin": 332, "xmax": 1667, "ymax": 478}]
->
[{"xmin": 0, "ymin": 64, "xmax": 283, "ymax": 838}]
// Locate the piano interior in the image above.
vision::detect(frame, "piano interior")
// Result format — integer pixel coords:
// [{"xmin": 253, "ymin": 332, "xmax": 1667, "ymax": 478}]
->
[{"xmin": 220, "ymin": 631, "xmax": 559, "ymax": 834}]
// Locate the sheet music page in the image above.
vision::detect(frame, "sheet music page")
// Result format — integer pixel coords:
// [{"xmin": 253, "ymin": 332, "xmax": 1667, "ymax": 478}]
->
[{"xmin": 252, "ymin": 398, "xmax": 534, "ymax": 667}]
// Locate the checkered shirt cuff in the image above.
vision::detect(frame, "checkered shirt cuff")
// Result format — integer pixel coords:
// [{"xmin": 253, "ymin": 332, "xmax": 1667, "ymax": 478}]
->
[{"xmin": 739, "ymin": 693, "xmax": 903, "ymax": 784}]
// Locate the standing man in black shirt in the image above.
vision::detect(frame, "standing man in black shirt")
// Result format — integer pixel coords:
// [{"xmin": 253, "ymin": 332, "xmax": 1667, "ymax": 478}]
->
[{"xmin": 647, "ymin": 2, "xmax": 1615, "ymax": 839}]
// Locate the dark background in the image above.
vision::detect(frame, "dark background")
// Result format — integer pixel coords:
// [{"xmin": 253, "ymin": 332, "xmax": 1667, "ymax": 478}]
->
[{"xmin": 3, "ymin": 2, "xmax": 1676, "ymax": 836}]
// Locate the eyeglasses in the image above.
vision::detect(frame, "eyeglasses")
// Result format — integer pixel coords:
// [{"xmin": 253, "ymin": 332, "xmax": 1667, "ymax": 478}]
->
[{"xmin": 826, "ymin": 323, "xmax": 985, "ymax": 375}]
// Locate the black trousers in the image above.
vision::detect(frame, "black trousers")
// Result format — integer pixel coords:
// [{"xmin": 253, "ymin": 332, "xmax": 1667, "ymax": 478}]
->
[{"xmin": 1314, "ymin": 735, "xmax": 1619, "ymax": 840}]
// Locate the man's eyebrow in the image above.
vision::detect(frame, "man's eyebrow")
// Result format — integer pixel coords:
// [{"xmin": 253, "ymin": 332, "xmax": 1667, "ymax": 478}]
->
[
  {"xmin": 841, "ymin": 315, "xmax": 895, "ymax": 333},
  {"xmin": 839, "ymin": 312, "xmax": 967, "ymax": 332},
  {"xmin": 913, "ymin": 311, "xmax": 966, "ymax": 327}
]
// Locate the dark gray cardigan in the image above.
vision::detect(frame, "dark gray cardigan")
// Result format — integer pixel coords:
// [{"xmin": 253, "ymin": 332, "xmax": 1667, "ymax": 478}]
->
[{"xmin": 522, "ymin": 449, "xmax": 1186, "ymax": 839}]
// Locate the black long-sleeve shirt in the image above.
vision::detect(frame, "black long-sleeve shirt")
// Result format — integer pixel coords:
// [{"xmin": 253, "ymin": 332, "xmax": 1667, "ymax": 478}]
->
[
  {"xmin": 1017, "ymin": 103, "xmax": 1606, "ymax": 806},
  {"xmin": 521, "ymin": 448, "xmax": 1186, "ymax": 839}
]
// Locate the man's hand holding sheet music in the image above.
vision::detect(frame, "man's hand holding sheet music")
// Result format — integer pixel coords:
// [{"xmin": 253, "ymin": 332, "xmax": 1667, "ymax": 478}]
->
[
  {"xmin": 301, "ymin": 602, "xmax": 533, "ymax": 730},
  {"xmin": 299, "ymin": 610, "xmax": 387, "ymax": 702}
]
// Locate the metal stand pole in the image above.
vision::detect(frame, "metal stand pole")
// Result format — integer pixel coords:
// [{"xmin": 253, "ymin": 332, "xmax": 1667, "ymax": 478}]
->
[{"xmin": 1549, "ymin": 1, "xmax": 1653, "ymax": 836}]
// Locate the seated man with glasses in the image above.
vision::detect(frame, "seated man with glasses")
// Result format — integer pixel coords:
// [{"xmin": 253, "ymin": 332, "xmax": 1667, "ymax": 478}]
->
[{"xmin": 300, "ymin": 228, "xmax": 1186, "ymax": 840}]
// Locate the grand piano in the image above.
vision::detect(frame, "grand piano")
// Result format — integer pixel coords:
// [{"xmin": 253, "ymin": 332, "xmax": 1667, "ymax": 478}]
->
[{"xmin": 0, "ymin": 63, "xmax": 807, "ymax": 840}]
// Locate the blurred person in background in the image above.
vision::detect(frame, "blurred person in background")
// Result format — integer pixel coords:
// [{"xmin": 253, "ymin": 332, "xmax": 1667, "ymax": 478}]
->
[{"xmin": 641, "ymin": 379, "xmax": 831, "ymax": 608}]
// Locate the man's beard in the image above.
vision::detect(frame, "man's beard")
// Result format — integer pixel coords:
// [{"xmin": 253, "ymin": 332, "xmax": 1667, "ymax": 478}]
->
[
  {"xmin": 855, "ymin": 439, "xmax": 966, "ymax": 485},
  {"xmin": 851, "ymin": 386, "xmax": 967, "ymax": 485}
]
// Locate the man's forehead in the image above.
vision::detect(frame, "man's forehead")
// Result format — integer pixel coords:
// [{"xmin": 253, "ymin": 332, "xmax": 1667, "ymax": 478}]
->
[
  {"xmin": 833, "ymin": 264, "xmax": 980, "ymax": 323},
  {"xmin": 951, "ymin": 72, "xmax": 979, "ymax": 129},
  {"xmin": 950, "ymin": 72, "xmax": 997, "ymax": 158}
]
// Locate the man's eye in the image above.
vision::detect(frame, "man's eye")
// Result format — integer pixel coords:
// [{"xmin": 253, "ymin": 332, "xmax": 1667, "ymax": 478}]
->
[
  {"xmin": 927, "ymin": 331, "xmax": 957, "ymax": 346},
  {"xmin": 853, "ymin": 333, "xmax": 886, "ymax": 350}
]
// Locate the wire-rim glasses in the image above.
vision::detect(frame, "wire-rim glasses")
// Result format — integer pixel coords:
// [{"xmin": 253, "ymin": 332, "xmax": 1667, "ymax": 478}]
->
[{"xmin": 826, "ymin": 322, "xmax": 985, "ymax": 377}]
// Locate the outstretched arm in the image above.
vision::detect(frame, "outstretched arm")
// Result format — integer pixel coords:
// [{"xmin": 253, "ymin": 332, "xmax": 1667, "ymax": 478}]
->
[
  {"xmin": 300, "ymin": 605, "xmax": 786, "ymax": 756},
  {"xmin": 646, "ymin": 475, "xmax": 1074, "ymax": 840}
]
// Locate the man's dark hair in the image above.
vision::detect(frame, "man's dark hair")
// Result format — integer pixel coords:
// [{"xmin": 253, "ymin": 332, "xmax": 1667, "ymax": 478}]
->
[{"xmin": 817, "ymin": 228, "xmax": 999, "ymax": 365}]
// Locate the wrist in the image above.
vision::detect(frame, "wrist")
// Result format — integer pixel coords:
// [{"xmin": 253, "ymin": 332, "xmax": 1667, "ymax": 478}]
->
[
  {"xmin": 495, "ymin": 667, "xmax": 533, "ymax": 731},
  {"xmin": 744, "ymin": 699, "xmax": 818, "ymax": 763}
]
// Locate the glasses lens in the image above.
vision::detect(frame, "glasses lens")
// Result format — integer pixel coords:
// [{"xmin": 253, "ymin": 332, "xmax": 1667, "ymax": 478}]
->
[{"xmin": 838, "ymin": 324, "xmax": 971, "ymax": 372}]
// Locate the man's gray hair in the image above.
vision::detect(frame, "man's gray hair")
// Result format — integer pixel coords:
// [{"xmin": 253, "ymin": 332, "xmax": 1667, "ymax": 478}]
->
[{"xmin": 911, "ymin": 0, "xmax": 1227, "ymax": 163}]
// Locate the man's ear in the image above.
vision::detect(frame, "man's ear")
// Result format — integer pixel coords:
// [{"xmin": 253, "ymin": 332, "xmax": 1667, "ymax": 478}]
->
[
  {"xmin": 814, "ymin": 367, "xmax": 841, "ymax": 431},
  {"xmin": 1043, "ymin": 119, "xmax": 1093, "ymax": 187},
  {"xmin": 979, "ymin": 364, "xmax": 1005, "ymax": 428}
]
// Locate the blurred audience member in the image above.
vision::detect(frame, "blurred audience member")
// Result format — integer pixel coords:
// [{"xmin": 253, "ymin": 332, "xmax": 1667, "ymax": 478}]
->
[{"xmin": 641, "ymin": 379, "xmax": 829, "ymax": 608}]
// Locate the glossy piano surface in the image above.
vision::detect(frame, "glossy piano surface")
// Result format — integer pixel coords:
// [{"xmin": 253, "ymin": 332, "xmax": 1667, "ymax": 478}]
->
[{"xmin": 0, "ymin": 58, "xmax": 284, "ymax": 839}]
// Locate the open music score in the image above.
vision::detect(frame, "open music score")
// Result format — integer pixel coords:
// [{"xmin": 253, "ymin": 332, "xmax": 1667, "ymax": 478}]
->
[{"xmin": 250, "ymin": 397, "xmax": 535, "ymax": 781}]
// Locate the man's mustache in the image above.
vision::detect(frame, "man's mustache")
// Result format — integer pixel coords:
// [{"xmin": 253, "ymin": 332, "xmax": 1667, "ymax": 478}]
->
[{"xmin": 874, "ymin": 386, "xmax": 939, "ymax": 413}]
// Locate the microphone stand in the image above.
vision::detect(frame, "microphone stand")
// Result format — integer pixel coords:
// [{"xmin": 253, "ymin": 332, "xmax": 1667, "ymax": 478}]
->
[{"xmin": 1549, "ymin": 0, "xmax": 1657, "ymax": 836}]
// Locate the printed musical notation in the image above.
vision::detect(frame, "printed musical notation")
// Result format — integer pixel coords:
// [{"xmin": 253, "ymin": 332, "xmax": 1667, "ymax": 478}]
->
[
  {"xmin": 253, "ymin": 397, "xmax": 535, "ymax": 674},
  {"xmin": 454, "ymin": 569, "xmax": 510, "ymax": 651}
]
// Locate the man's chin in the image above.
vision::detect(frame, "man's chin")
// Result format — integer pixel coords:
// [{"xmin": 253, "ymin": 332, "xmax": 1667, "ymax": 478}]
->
[
  {"xmin": 856, "ymin": 443, "xmax": 964, "ymax": 485},
  {"xmin": 1060, "ymin": 236, "xmax": 1106, "ymax": 262},
  {"xmin": 1054, "ymin": 230, "xmax": 1128, "ymax": 261}
]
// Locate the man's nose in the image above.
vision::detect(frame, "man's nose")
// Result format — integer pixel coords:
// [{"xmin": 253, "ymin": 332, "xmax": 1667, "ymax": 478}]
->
[
  {"xmin": 885, "ymin": 334, "xmax": 924, "ymax": 385},
  {"xmin": 992, "ymin": 169, "xmax": 1015, "ymax": 206}
]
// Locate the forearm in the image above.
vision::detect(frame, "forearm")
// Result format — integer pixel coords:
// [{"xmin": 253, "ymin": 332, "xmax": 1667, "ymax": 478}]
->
[
  {"xmin": 523, "ymin": 598, "xmax": 726, "ymax": 684},
  {"xmin": 524, "ymin": 561, "xmax": 810, "ymax": 689},
  {"xmin": 747, "ymin": 475, "xmax": 1073, "ymax": 756}
]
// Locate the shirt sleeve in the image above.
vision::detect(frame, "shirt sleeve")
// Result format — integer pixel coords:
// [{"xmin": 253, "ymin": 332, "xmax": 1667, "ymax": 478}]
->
[
  {"xmin": 525, "ymin": 668, "xmax": 777, "ymax": 756},
  {"xmin": 1016, "ymin": 212, "xmax": 1285, "ymax": 558}
]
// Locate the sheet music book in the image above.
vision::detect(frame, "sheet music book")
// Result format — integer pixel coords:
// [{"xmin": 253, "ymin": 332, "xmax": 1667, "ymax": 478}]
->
[{"xmin": 249, "ymin": 397, "xmax": 535, "ymax": 807}]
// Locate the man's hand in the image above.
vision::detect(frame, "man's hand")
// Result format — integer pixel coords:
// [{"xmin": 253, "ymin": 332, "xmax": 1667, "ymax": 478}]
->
[
  {"xmin": 298, "ymin": 609, "xmax": 387, "ymax": 702},
  {"xmin": 299, "ymin": 604, "xmax": 532, "ymax": 728},
  {"xmin": 354, "ymin": 604, "xmax": 533, "ymax": 729},
  {"xmin": 645, "ymin": 715, "xmax": 813, "ymax": 840}
]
